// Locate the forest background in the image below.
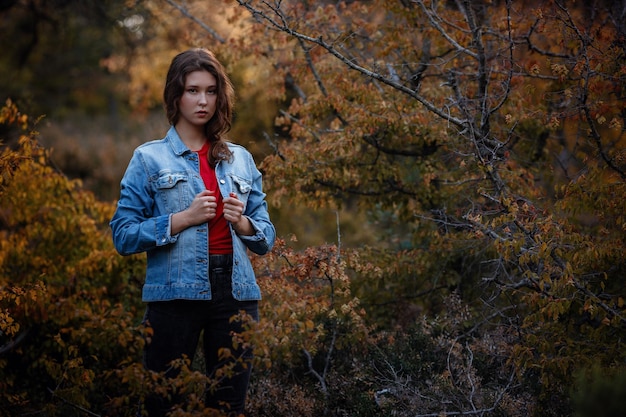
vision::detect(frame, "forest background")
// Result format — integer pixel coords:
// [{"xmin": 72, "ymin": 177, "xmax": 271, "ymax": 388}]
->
[{"xmin": 1, "ymin": 0, "xmax": 625, "ymax": 416}]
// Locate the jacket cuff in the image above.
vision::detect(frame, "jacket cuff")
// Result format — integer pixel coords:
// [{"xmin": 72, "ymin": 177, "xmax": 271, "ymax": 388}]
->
[{"xmin": 156, "ymin": 214, "xmax": 178, "ymax": 246}]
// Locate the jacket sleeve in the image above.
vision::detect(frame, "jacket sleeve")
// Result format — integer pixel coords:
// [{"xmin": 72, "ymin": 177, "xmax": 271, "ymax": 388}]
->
[
  {"xmin": 110, "ymin": 151, "xmax": 176, "ymax": 256},
  {"xmin": 236, "ymin": 152, "xmax": 276, "ymax": 255}
]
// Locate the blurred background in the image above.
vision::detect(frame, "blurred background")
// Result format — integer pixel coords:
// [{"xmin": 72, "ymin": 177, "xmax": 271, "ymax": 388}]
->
[{"xmin": 0, "ymin": 0, "xmax": 373, "ymax": 248}]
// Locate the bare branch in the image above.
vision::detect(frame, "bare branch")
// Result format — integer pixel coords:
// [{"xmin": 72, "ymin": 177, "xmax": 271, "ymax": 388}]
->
[
  {"xmin": 165, "ymin": 0, "xmax": 226, "ymax": 43},
  {"xmin": 47, "ymin": 387, "xmax": 101, "ymax": 417},
  {"xmin": 262, "ymin": 131, "xmax": 285, "ymax": 161},
  {"xmin": 569, "ymin": 277, "xmax": 626, "ymax": 325},
  {"xmin": 303, "ymin": 348, "xmax": 327, "ymax": 395},
  {"xmin": 235, "ymin": 0, "xmax": 466, "ymax": 128},
  {"xmin": 556, "ymin": 2, "xmax": 626, "ymax": 180},
  {"xmin": 298, "ymin": 37, "xmax": 328, "ymax": 97},
  {"xmin": 488, "ymin": 0, "xmax": 515, "ymax": 117},
  {"xmin": 0, "ymin": 328, "xmax": 30, "ymax": 355},
  {"xmin": 414, "ymin": 0, "xmax": 478, "ymax": 60}
]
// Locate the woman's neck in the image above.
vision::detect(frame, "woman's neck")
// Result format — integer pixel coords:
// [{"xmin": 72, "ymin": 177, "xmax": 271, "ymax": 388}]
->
[{"xmin": 175, "ymin": 122, "xmax": 207, "ymax": 151}]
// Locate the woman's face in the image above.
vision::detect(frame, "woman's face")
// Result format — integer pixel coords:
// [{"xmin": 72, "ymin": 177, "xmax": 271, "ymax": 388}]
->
[{"xmin": 176, "ymin": 70, "xmax": 218, "ymax": 131}]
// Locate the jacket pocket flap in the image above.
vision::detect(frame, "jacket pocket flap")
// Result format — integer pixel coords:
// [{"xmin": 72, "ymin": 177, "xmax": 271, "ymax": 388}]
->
[
  {"xmin": 230, "ymin": 174, "xmax": 252, "ymax": 193},
  {"xmin": 156, "ymin": 172, "xmax": 187, "ymax": 189}
]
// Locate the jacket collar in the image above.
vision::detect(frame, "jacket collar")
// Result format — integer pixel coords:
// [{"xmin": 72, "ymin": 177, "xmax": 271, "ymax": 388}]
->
[{"xmin": 165, "ymin": 126, "xmax": 192, "ymax": 156}]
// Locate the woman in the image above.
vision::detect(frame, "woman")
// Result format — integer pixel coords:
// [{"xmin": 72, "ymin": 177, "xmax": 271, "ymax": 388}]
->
[{"xmin": 110, "ymin": 48, "xmax": 276, "ymax": 416}]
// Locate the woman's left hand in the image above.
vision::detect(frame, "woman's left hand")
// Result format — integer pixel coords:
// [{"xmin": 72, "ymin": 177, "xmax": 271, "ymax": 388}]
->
[
  {"xmin": 223, "ymin": 193, "xmax": 254, "ymax": 235},
  {"xmin": 223, "ymin": 193, "xmax": 244, "ymax": 223}
]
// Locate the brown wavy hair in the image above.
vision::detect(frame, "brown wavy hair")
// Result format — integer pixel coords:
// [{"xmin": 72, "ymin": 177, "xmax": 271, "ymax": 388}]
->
[{"xmin": 164, "ymin": 48, "xmax": 234, "ymax": 166}]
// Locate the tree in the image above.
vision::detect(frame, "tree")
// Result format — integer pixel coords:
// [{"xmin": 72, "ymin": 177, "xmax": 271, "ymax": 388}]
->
[
  {"xmin": 0, "ymin": 100, "xmax": 525, "ymax": 416},
  {"xmin": 0, "ymin": 99, "xmax": 147, "ymax": 416},
  {"xmin": 2, "ymin": 0, "xmax": 626, "ymax": 415},
  {"xmin": 161, "ymin": 0, "xmax": 626, "ymax": 414}
]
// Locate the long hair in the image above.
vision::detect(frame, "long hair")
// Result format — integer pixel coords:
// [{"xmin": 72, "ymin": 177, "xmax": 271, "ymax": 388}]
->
[{"xmin": 164, "ymin": 48, "xmax": 234, "ymax": 166}]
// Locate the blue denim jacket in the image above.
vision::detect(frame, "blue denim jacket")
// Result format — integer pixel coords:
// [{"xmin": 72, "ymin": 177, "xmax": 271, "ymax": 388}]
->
[{"xmin": 110, "ymin": 126, "xmax": 275, "ymax": 302}]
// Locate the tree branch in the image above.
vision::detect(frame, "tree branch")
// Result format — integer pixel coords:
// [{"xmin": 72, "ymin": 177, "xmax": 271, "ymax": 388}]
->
[
  {"xmin": 165, "ymin": 0, "xmax": 225, "ymax": 43},
  {"xmin": 47, "ymin": 387, "xmax": 101, "ymax": 417},
  {"xmin": 0, "ymin": 328, "xmax": 30, "ymax": 355},
  {"xmin": 235, "ymin": 0, "xmax": 465, "ymax": 128}
]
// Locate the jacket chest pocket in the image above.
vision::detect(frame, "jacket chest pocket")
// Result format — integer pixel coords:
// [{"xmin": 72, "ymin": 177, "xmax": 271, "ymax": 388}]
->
[
  {"xmin": 155, "ymin": 172, "xmax": 192, "ymax": 213},
  {"xmin": 229, "ymin": 174, "xmax": 252, "ymax": 207}
]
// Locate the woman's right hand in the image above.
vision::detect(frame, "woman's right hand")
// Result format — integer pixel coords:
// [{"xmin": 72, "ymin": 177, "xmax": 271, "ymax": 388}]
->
[{"xmin": 171, "ymin": 190, "xmax": 217, "ymax": 234}]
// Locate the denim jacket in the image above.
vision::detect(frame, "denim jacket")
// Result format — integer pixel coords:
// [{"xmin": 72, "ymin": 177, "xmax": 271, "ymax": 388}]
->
[{"xmin": 110, "ymin": 126, "xmax": 275, "ymax": 302}]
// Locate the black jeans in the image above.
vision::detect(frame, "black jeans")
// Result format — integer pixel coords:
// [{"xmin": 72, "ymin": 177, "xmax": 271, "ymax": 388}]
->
[{"xmin": 142, "ymin": 254, "xmax": 258, "ymax": 416}]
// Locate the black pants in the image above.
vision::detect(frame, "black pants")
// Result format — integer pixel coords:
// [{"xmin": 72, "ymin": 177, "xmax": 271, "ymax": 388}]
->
[{"xmin": 142, "ymin": 254, "xmax": 258, "ymax": 416}]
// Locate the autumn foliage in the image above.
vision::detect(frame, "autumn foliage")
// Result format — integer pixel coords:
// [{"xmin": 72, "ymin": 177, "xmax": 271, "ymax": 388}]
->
[{"xmin": 2, "ymin": 0, "xmax": 626, "ymax": 416}]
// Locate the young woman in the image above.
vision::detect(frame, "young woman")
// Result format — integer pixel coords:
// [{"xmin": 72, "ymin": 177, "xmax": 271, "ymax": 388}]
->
[{"xmin": 110, "ymin": 48, "xmax": 276, "ymax": 416}]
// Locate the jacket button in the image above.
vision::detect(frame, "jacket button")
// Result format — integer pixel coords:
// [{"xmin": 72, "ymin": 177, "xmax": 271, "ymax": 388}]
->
[{"xmin": 220, "ymin": 179, "xmax": 225, "ymax": 184}]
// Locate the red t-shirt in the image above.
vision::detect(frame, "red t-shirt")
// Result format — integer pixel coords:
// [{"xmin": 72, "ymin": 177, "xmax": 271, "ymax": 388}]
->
[{"xmin": 196, "ymin": 143, "xmax": 233, "ymax": 254}]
